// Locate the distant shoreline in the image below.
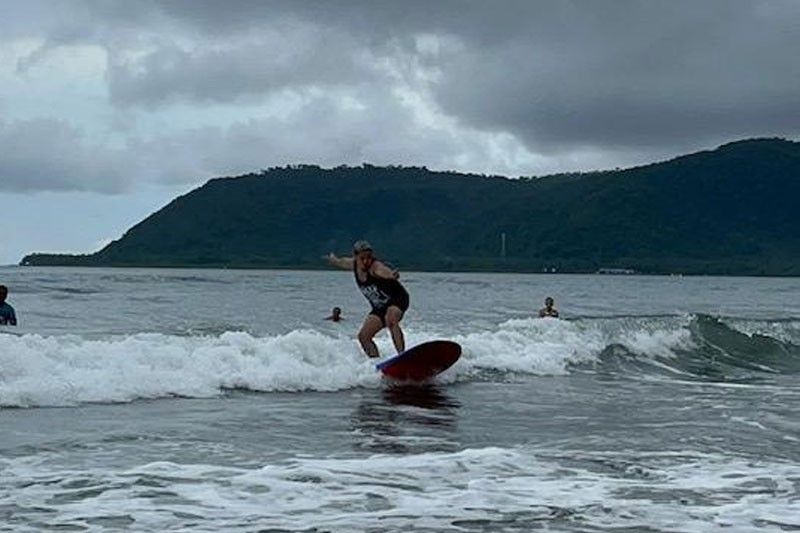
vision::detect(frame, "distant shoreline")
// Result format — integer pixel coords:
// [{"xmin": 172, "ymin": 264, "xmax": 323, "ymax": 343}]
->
[{"xmin": 11, "ymin": 263, "xmax": 800, "ymax": 278}]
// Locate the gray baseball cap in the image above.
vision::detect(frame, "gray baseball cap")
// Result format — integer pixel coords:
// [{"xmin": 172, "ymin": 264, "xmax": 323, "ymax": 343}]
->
[{"xmin": 352, "ymin": 240, "xmax": 373, "ymax": 253}]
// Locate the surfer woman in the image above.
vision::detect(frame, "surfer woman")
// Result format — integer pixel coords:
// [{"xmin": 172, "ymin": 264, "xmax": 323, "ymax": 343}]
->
[{"xmin": 326, "ymin": 240, "xmax": 409, "ymax": 358}]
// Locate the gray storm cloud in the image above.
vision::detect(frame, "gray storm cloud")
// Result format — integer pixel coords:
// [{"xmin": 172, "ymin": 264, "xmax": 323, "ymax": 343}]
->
[
  {"xmin": 130, "ymin": 86, "xmax": 540, "ymax": 183},
  {"xmin": 106, "ymin": 24, "xmax": 377, "ymax": 107},
  {"xmin": 2, "ymin": 0, "xmax": 799, "ymax": 194},
  {"xmin": 94, "ymin": 1, "xmax": 800, "ymax": 150},
  {"xmin": 0, "ymin": 118, "xmax": 134, "ymax": 193}
]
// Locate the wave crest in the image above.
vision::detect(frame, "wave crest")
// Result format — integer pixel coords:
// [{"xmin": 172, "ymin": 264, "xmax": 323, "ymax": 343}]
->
[
  {"xmin": 0, "ymin": 330, "xmax": 377, "ymax": 407},
  {"xmin": 2, "ymin": 314, "xmax": 798, "ymax": 407}
]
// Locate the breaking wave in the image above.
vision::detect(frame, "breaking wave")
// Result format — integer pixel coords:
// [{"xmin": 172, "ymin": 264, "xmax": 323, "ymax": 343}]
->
[{"xmin": 1, "ymin": 314, "xmax": 798, "ymax": 407}]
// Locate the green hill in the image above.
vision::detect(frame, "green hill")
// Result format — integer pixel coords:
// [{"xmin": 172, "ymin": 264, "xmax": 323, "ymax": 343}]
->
[{"xmin": 22, "ymin": 138, "xmax": 800, "ymax": 275}]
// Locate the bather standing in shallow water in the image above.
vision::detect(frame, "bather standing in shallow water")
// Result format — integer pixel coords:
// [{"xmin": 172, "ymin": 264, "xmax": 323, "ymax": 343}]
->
[
  {"xmin": 539, "ymin": 296, "xmax": 559, "ymax": 318},
  {"xmin": 0, "ymin": 285, "xmax": 17, "ymax": 326}
]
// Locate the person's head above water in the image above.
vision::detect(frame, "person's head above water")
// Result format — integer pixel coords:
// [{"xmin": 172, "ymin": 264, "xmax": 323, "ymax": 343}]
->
[
  {"xmin": 539, "ymin": 296, "xmax": 559, "ymax": 318},
  {"xmin": 353, "ymin": 240, "xmax": 374, "ymax": 269},
  {"xmin": 0, "ymin": 285, "xmax": 7, "ymax": 303},
  {"xmin": 326, "ymin": 306, "xmax": 343, "ymax": 322}
]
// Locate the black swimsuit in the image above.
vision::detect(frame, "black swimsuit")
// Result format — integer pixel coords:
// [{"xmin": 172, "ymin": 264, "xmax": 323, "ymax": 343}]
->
[{"xmin": 353, "ymin": 262, "xmax": 410, "ymax": 324}]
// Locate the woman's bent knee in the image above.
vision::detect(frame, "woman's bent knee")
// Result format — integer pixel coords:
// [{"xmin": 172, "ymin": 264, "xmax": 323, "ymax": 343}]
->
[{"xmin": 385, "ymin": 310, "xmax": 403, "ymax": 328}]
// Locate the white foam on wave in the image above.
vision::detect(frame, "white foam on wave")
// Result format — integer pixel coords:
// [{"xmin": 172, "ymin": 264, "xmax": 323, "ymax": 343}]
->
[
  {"xmin": 0, "ymin": 330, "xmax": 378, "ymax": 407},
  {"xmin": 4, "ymin": 446, "xmax": 799, "ymax": 531},
  {"xmin": 443, "ymin": 316, "xmax": 695, "ymax": 380},
  {"xmin": 0, "ymin": 316, "xmax": 701, "ymax": 407},
  {"xmin": 452, "ymin": 317, "xmax": 606, "ymax": 376},
  {"xmin": 616, "ymin": 323, "xmax": 695, "ymax": 358}
]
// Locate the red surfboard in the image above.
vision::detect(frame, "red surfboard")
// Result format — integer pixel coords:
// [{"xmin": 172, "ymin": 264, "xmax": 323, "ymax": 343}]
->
[{"xmin": 376, "ymin": 340, "xmax": 462, "ymax": 381}]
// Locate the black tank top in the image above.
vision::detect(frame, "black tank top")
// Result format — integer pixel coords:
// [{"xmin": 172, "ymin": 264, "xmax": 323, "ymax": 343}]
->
[{"xmin": 353, "ymin": 261, "xmax": 408, "ymax": 310}]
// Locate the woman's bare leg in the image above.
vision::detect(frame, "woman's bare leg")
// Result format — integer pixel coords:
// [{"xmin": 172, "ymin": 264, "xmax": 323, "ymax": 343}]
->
[
  {"xmin": 357, "ymin": 314, "xmax": 384, "ymax": 358},
  {"xmin": 385, "ymin": 306, "xmax": 406, "ymax": 354}
]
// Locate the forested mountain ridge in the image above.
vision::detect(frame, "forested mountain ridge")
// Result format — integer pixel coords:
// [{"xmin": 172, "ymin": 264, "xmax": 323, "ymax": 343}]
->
[{"xmin": 22, "ymin": 138, "xmax": 800, "ymax": 275}]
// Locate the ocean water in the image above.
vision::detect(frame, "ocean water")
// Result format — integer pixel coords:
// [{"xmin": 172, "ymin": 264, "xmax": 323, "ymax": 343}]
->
[{"xmin": 1, "ymin": 266, "xmax": 799, "ymax": 532}]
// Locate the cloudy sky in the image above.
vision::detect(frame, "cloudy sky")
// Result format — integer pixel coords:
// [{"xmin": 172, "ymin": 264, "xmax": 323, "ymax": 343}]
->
[{"xmin": 2, "ymin": 0, "xmax": 799, "ymax": 264}]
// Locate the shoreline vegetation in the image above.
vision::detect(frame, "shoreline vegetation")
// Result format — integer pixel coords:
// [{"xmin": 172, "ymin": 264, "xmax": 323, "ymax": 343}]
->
[
  {"xmin": 21, "ymin": 137, "xmax": 800, "ymax": 276},
  {"xmin": 11, "ymin": 264, "xmax": 793, "ymax": 279},
  {"xmin": 10, "ymin": 262, "xmax": 746, "ymax": 277}
]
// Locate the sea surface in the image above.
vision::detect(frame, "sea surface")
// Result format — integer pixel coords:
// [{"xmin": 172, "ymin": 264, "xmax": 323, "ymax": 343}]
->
[{"xmin": 1, "ymin": 266, "xmax": 799, "ymax": 532}]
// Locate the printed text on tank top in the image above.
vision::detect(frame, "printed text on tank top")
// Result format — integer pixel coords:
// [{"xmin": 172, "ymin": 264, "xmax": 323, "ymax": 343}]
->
[{"xmin": 353, "ymin": 262, "xmax": 396, "ymax": 309}]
